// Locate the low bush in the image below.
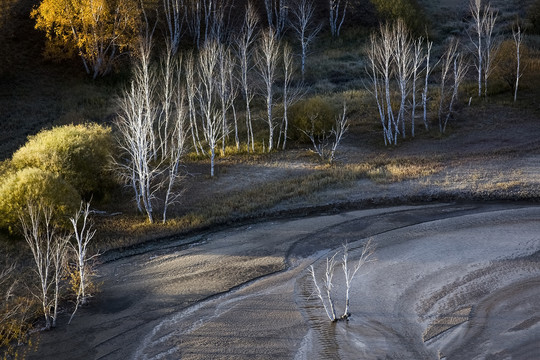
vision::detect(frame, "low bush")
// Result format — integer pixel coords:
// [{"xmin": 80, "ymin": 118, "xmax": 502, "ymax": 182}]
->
[
  {"xmin": 0, "ymin": 167, "xmax": 80, "ymax": 233},
  {"xmin": 370, "ymin": 0, "xmax": 428, "ymax": 35},
  {"xmin": 11, "ymin": 123, "xmax": 114, "ymax": 200},
  {"xmin": 288, "ymin": 96, "xmax": 339, "ymax": 143}
]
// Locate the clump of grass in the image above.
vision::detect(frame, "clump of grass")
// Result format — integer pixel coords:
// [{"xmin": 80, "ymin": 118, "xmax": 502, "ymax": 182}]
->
[{"xmin": 366, "ymin": 160, "xmax": 442, "ymax": 183}]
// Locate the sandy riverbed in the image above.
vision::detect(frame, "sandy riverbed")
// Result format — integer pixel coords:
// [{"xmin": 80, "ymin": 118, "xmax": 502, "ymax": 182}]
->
[{"xmin": 29, "ymin": 202, "xmax": 539, "ymax": 359}]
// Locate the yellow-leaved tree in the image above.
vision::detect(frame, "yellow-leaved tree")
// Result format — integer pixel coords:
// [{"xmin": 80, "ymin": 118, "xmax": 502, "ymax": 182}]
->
[{"xmin": 31, "ymin": 0, "xmax": 142, "ymax": 78}]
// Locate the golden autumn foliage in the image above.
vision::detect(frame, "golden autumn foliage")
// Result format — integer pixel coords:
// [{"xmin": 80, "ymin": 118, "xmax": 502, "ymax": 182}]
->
[
  {"xmin": 31, "ymin": 0, "xmax": 142, "ymax": 78},
  {"xmin": 10, "ymin": 123, "xmax": 115, "ymax": 199}
]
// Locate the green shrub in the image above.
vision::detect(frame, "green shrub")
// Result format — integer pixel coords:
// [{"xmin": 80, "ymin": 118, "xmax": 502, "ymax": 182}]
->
[
  {"xmin": 0, "ymin": 167, "xmax": 80, "ymax": 233},
  {"xmin": 11, "ymin": 123, "xmax": 114, "ymax": 199},
  {"xmin": 288, "ymin": 96, "xmax": 339, "ymax": 143},
  {"xmin": 370, "ymin": 0, "xmax": 428, "ymax": 35}
]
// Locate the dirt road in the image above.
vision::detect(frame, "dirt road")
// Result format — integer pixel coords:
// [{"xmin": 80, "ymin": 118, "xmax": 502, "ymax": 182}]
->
[{"xmin": 30, "ymin": 203, "xmax": 539, "ymax": 359}]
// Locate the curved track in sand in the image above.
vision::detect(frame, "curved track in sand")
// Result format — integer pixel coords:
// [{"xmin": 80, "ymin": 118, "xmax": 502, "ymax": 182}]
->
[{"xmin": 30, "ymin": 203, "xmax": 540, "ymax": 360}]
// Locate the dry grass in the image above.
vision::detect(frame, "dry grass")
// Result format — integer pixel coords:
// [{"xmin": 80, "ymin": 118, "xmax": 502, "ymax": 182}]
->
[{"xmin": 89, "ymin": 154, "xmax": 444, "ymax": 252}]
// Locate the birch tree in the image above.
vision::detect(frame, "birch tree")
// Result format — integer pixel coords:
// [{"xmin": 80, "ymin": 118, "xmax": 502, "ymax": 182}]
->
[
  {"xmin": 116, "ymin": 35, "xmax": 159, "ymax": 222},
  {"xmin": 411, "ymin": 37, "xmax": 426, "ymax": 137},
  {"xmin": 197, "ymin": 41, "xmax": 224, "ymax": 176},
  {"xmin": 291, "ymin": 0, "xmax": 321, "ymax": 80},
  {"xmin": 329, "ymin": 0, "xmax": 348, "ymax": 37},
  {"xmin": 469, "ymin": 0, "xmax": 484, "ymax": 97},
  {"xmin": 19, "ymin": 203, "xmax": 67, "ymax": 329},
  {"xmin": 393, "ymin": 19, "xmax": 413, "ymax": 139},
  {"xmin": 309, "ymin": 254, "xmax": 338, "ymax": 322},
  {"xmin": 51, "ymin": 233, "xmax": 69, "ymax": 328},
  {"xmin": 279, "ymin": 43, "xmax": 303, "ymax": 150},
  {"xmin": 163, "ymin": 81, "xmax": 189, "ymax": 222},
  {"xmin": 236, "ymin": 2, "xmax": 259, "ymax": 152},
  {"xmin": 257, "ymin": 29, "xmax": 280, "ymax": 152},
  {"xmin": 310, "ymin": 240, "xmax": 375, "ymax": 322},
  {"xmin": 68, "ymin": 201, "xmax": 96, "ymax": 325},
  {"xmin": 512, "ymin": 24, "xmax": 524, "ymax": 102},
  {"xmin": 341, "ymin": 240, "xmax": 375, "ymax": 318}
]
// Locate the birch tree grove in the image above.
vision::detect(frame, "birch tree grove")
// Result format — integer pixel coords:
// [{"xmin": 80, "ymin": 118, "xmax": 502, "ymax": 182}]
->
[
  {"xmin": 367, "ymin": 21, "xmax": 435, "ymax": 145},
  {"xmin": 116, "ymin": 35, "xmax": 189, "ymax": 221}
]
